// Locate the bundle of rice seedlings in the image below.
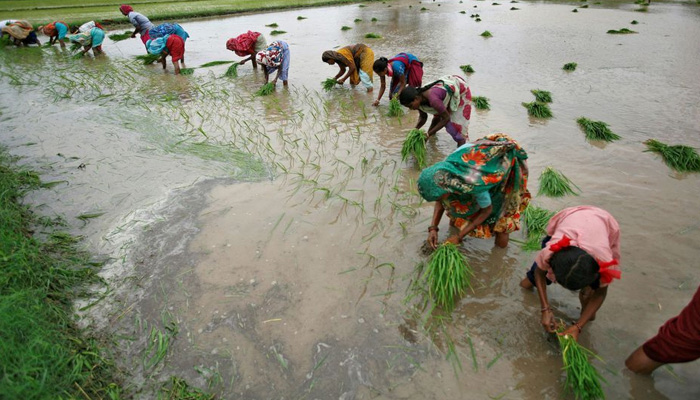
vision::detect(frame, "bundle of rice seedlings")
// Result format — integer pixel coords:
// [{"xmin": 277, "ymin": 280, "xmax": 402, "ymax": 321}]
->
[
  {"xmin": 387, "ymin": 96, "xmax": 404, "ymax": 117},
  {"xmin": 580, "ymin": 4, "xmax": 589, "ymax": 8},
  {"xmin": 72, "ymin": 52, "xmax": 84, "ymax": 59},
  {"xmin": 364, "ymin": 33, "xmax": 382, "ymax": 39},
  {"xmin": 538, "ymin": 166, "xmax": 579, "ymax": 197},
  {"xmin": 531, "ymin": 89, "xmax": 552, "ymax": 103},
  {"xmin": 224, "ymin": 63, "xmax": 239, "ymax": 77},
  {"xmin": 297, "ymin": 16, "xmax": 307, "ymax": 20},
  {"xmin": 199, "ymin": 60, "xmax": 234, "ymax": 68},
  {"xmin": 493, "ymin": 2, "xmax": 501, "ymax": 5},
  {"xmin": 475, "ymin": 18, "xmax": 482, "ymax": 22},
  {"xmin": 522, "ymin": 204, "xmax": 555, "ymax": 239},
  {"xmin": 480, "ymin": 30, "xmax": 492, "ymax": 37},
  {"xmin": 108, "ymin": 31, "xmax": 132, "ymax": 41},
  {"xmin": 511, "ymin": 7, "xmax": 520, "ymax": 10},
  {"xmin": 563, "ymin": 62, "xmax": 577, "ymax": 71},
  {"xmin": 572, "ymin": 9, "xmax": 579, "ymax": 12},
  {"xmin": 135, "ymin": 54, "xmax": 160, "ymax": 65},
  {"xmin": 371, "ymin": 17, "xmax": 378, "ymax": 22},
  {"xmin": 460, "ymin": 64, "xmax": 475, "ymax": 74},
  {"xmin": 256, "ymin": 82, "xmax": 275, "ymax": 96},
  {"xmin": 631, "ymin": 20, "xmax": 639, "ymax": 24},
  {"xmin": 266, "ymin": 23, "xmax": 278, "ymax": 27},
  {"xmin": 644, "ymin": 139, "xmax": 700, "ymax": 173},
  {"xmin": 341, "ymin": 26, "xmax": 352, "ymax": 30},
  {"xmin": 421, "ymin": 7, "xmax": 428, "ymax": 11},
  {"xmin": 460, "ymin": 11, "xmax": 467, "ymax": 14},
  {"xmin": 270, "ymin": 30, "xmax": 286, "ymax": 35},
  {"xmin": 401, "ymin": 129, "xmax": 427, "ymax": 168},
  {"xmin": 354, "ymin": 18, "xmax": 363, "ymax": 22},
  {"xmin": 522, "ymin": 101, "xmax": 553, "ymax": 118},
  {"xmin": 607, "ymin": 28, "xmax": 636, "ymax": 34},
  {"xmin": 424, "ymin": 243, "xmax": 473, "ymax": 312},
  {"xmin": 472, "ymin": 96, "xmax": 490, "ymax": 110},
  {"xmin": 180, "ymin": 68, "xmax": 194, "ymax": 75},
  {"xmin": 322, "ymin": 77, "xmax": 337, "ymax": 91},
  {"xmin": 576, "ymin": 117, "xmax": 621, "ymax": 142},
  {"xmin": 558, "ymin": 334, "xmax": 607, "ymax": 400},
  {"xmin": 69, "ymin": 42, "xmax": 81, "ymax": 52}
]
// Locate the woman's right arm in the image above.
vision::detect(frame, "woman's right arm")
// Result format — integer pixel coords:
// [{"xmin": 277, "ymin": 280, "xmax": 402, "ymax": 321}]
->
[
  {"xmin": 415, "ymin": 110, "xmax": 428, "ymax": 130},
  {"xmin": 131, "ymin": 27, "xmax": 139, "ymax": 38},
  {"xmin": 373, "ymin": 74, "xmax": 387, "ymax": 106},
  {"xmin": 535, "ymin": 267, "xmax": 556, "ymax": 333},
  {"xmin": 338, "ymin": 64, "xmax": 354, "ymax": 83},
  {"xmin": 427, "ymin": 201, "xmax": 445, "ymax": 249}
]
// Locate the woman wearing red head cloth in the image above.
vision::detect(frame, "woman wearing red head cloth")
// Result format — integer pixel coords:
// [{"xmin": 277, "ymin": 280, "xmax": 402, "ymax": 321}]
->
[
  {"xmin": 519, "ymin": 206, "xmax": 622, "ymax": 340},
  {"xmin": 119, "ymin": 4, "xmax": 154, "ymax": 48},
  {"xmin": 226, "ymin": 31, "xmax": 266, "ymax": 69}
]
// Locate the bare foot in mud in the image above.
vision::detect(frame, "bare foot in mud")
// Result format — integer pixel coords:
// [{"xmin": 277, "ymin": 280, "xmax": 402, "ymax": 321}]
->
[{"xmin": 420, "ymin": 241, "xmax": 434, "ymax": 256}]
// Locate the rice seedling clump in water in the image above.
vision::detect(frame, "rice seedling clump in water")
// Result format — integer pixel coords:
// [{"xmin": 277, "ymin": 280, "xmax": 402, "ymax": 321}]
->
[
  {"xmin": 576, "ymin": 117, "xmax": 621, "ymax": 142},
  {"xmin": 297, "ymin": 16, "xmax": 307, "ymax": 20},
  {"xmin": 401, "ymin": 129, "xmax": 427, "ymax": 168},
  {"xmin": 538, "ymin": 166, "xmax": 579, "ymax": 197},
  {"xmin": 354, "ymin": 18, "xmax": 363, "ymax": 22},
  {"xmin": 563, "ymin": 62, "xmax": 577, "ymax": 71},
  {"xmin": 270, "ymin": 30, "xmax": 286, "ymax": 35},
  {"xmin": 180, "ymin": 68, "xmax": 194, "ymax": 75},
  {"xmin": 69, "ymin": 42, "xmax": 82, "ymax": 52},
  {"xmin": 425, "ymin": 243, "xmax": 473, "ymax": 312},
  {"xmin": 341, "ymin": 26, "xmax": 352, "ymax": 30},
  {"xmin": 256, "ymin": 82, "xmax": 276, "ymax": 96},
  {"xmin": 531, "ymin": 89, "xmax": 552, "ymax": 103},
  {"xmin": 521, "ymin": 205, "xmax": 556, "ymax": 251},
  {"xmin": 388, "ymin": 96, "xmax": 404, "ymax": 117},
  {"xmin": 108, "ymin": 31, "xmax": 132, "ymax": 41},
  {"xmin": 460, "ymin": 64, "xmax": 475, "ymax": 74},
  {"xmin": 266, "ymin": 23, "xmax": 278, "ymax": 27},
  {"xmin": 322, "ymin": 77, "xmax": 337, "ymax": 91},
  {"xmin": 480, "ymin": 30, "xmax": 493, "ymax": 37},
  {"xmin": 224, "ymin": 62, "xmax": 239, "ymax": 77},
  {"xmin": 199, "ymin": 60, "xmax": 234, "ymax": 68},
  {"xmin": 472, "ymin": 96, "xmax": 490, "ymax": 110},
  {"xmin": 364, "ymin": 33, "xmax": 382, "ymax": 39},
  {"xmin": 607, "ymin": 28, "xmax": 637, "ymax": 34},
  {"xmin": 558, "ymin": 334, "xmax": 607, "ymax": 400},
  {"xmin": 644, "ymin": 139, "xmax": 700, "ymax": 173},
  {"xmin": 522, "ymin": 101, "xmax": 553, "ymax": 118},
  {"xmin": 136, "ymin": 54, "xmax": 160, "ymax": 65}
]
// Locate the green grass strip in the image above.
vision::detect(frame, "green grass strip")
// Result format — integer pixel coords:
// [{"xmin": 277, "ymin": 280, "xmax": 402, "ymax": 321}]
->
[
  {"xmin": 531, "ymin": 89, "xmax": 552, "ymax": 103},
  {"xmin": 387, "ymin": 96, "xmax": 404, "ymax": 117},
  {"xmin": 472, "ymin": 96, "xmax": 490, "ymax": 110},
  {"xmin": 522, "ymin": 101, "xmax": 553, "ymax": 118},
  {"xmin": 401, "ymin": 129, "xmax": 427, "ymax": 168},
  {"xmin": 198, "ymin": 60, "xmax": 235, "ymax": 68},
  {"xmin": 644, "ymin": 139, "xmax": 700, "ymax": 173},
  {"xmin": 576, "ymin": 117, "xmax": 621, "ymax": 142},
  {"xmin": 424, "ymin": 243, "xmax": 473, "ymax": 313},
  {"xmin": 256, "ymin": 82, "xmax": 276, "ymax": 96},
  {"xmin": 558, "ymin": 334, "xmax": 607, "ymax": 400},
  {"xmin": 538, "ymin": 166, "xmax": 579, "ymax": 197}
]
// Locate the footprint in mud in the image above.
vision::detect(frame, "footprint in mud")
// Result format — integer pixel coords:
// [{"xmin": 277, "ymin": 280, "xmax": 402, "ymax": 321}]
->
[{"xmin": 398, "ymin": 318, "xmax": 419, "ymax": 343}]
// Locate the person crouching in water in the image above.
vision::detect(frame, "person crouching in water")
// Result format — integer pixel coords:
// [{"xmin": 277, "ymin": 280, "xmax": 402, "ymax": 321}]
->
[
  {"xmin": 255, "ymin": 40, "xmax": 290, "ymax": 86},
  {"xmin": 146, "ymin": 34, "xmax": 185, "ymax": 75},
  {"xmin": 68, "ymin": 22, "xmax": 106, "ymax": 56},
  {"xmin": 520, "ymin": 206, "xmax": 622, "ymax": 340}
]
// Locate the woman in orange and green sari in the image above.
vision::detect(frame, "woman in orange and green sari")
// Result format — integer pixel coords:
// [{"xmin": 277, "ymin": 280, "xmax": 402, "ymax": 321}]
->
[
  {"xmin": 418, "ymin": 134, "xmax": 530, "ymax": 249},
  {"xmin": 321, "ymin": 43, "xmax": 374, "ymax": 92}
]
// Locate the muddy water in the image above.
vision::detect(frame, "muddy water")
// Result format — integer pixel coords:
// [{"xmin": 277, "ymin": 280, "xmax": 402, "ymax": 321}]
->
[{"xmin": 1, "ymin": 0, "xmax": 700, "ymax": 399}]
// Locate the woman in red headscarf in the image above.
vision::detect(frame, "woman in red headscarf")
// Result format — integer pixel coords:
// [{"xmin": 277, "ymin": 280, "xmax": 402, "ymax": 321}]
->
[
  {"xmin": 519, "ymin": 206, "xmax": 621, "ymax": 340},
  {"xmin": 119, "ymin": 4, "xmax": 154, "ymax": 48},
  {"xmin": 226, "ymin": 31, "xmax": 266, "ymax": 69}
]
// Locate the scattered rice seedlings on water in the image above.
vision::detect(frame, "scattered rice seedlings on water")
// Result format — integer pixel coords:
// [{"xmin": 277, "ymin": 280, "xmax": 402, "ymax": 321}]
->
[
  {"xmin": 266, "ymin": 23, "xmax": 278, "ymax": 27},
  {"xmin": 224, "ymin": 62, "xmax": 239, "ymax": 77},
  {"xmin": 180, "ymin": 68, "xmax": 194, "ymax": 75},
  {"xmin": 401, "ymin": 129, "xmax": 427, "ymax": 168},
  {"xmin": 558, "ymin": 334, "xmax": 607, "ymax": 400},
  {"xmin": 472, "ymin": 96, "xmax": 490, "ymax": 110},
  {"xmin": 364, "ymin": 33, "xmax": 382, "ymax": 39},
  {"xmin": 460, "ymin": 64, "xmax": 475, "ymax": 74},
  {"xmin": 511, "ymin": 7, "xmax": 519, "ymax": 10},
  {"xmin": 460, "ymin": 10, "xmax": 467, "ymax": 14},
  {"xmin": 341, "ymin": 25, "xmax": 352, "ymax": 30},
  {"xmin": 563, "ymin": 62, "xmax": 577, "ymax": 71},
  {"xmin": 607, "ymin": 28, "xmax": 637, "ymax": 34},
  {"xmin": 580, "ymin": 4, "xmax": 589, "ymax": 8},
  {"xmin": 424, "ymin": 243, "xmax": 473, "ymax": 312},
  {"xmin": 522, "ymin": 101, "xmax": 553, "ymax": 118},
  {"xmin": 256, "ymin": 82, "xmax": 276, "ymax": 96},
  {"xmin": 475, "ymin": 18, "xmax": 482, "ymax": 22},
  {"xmin": 538, "ymin": 166, "xmax": 579, "ymax": 197},
  {"xmin": 108, "ymin": 31, "xmax": 132, "ymax": 41},
  {"xmin": 270, "ymin": 30, "xmax": 286, "ymax": 35},
  {"xmin": 388, "ymin": 96, "xmax": 404, "ymax": 117},
  {"xmin": 644, "ymin": 139, "xmax": 700, "ymax": 173},
  {"xmin": 322, "ymin": 77, "xmax": 337, "ymax": 91},
  {"xmin": 531, "ymin": 89, "xmax": 552, "ymax": 103},
  {"xmin": 297, "ymin": 16, "xmax": 307, "ymax": 20},
  {"xmin": 135, "ymin": 54, "xmax": 160, "ymax": 64},
  {"xmin": 572, "ymin": 8, "xmax": 579, "ymax": 12},
  {"xmin": 576, "ymin": 117, "xmax": 621, "ymax": 142},
  {"xmin": 493, "ymin": 2, "xmax": 501, "ymax": 5},
  {"xmin": 480, "ymin": 30, "xmax": 492, "ymax": 37},
  {"xmin": 631, "ymin": 20, "xmax": 639, "ymax": 24},
  {"xmin": 199, "ymin": 60, "xmax": 234, "ymax": 68},
  {"xmin": 421, "ymin": 7, "xmax": 428, "ymax": 11},
  {"xmin": 372, "ymin": 17, "xmax": 378, "ymax": 22},
  {"xmin": 354, "ymin": 18, "xmax": 363, "ymax": 22}
]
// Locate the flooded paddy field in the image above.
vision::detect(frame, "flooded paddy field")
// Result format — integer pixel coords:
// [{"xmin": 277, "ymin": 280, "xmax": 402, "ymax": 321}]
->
[{"xmin": 1, "ymin": 0, "xmax": 699, "ymax": 398}]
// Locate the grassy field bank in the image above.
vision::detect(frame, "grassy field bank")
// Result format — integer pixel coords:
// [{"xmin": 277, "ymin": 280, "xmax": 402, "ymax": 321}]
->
[{"xmin": 0, "ymin": 0, "xmax": 376, "ymax": 26}]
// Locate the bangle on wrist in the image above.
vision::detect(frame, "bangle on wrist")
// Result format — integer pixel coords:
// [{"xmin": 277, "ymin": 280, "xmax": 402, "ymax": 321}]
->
[
  {"xmin": 541, "ymin": 306, "xmax": 550, "ymax": 312},
  {"xmin": 428, "ymin": 225, "xmax": 439, "ymax": 232},
  {"xmin": 574, "ymin": 322, "xmax": 583, "ymax": 333}
]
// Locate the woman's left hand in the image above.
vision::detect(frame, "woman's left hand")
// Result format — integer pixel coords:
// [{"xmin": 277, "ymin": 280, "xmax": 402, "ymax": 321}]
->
[
  {"xmin": 444, "ymin": 235, "xmax": 461, "ymax": 246},
  {"xmin": 558, "ymin": 325, "xmax": 580, "ymax": 341}
]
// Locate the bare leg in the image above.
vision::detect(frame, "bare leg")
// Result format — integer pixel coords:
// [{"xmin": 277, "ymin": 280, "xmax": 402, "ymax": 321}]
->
[
  {"xmin": 495, "ymin": 232, "xmax": 509, "ymax": 248},
  {"xmin": 626, "ymin": 346, "xmax": 663, "ymax": 374},
  {"xmin": 520, "ymin": 277, "xmax": 534, "ymax": 289},
  {"xmin": 283, "ymin": 80, "xmax": 288, "ymax": 86}
]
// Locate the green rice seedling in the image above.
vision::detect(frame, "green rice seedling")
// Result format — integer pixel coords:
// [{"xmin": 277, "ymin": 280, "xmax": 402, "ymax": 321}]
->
[
  {"xmin": 180, "ymin": 68, "xmax": 194, "ymax": 75},
  {"xmin": 511, "ymin": 7, "xmax": 520, "ymax": 10},
  {"xmin": 108, "ymin": 31, "xmax": 132, "ymax": 41},
  {"xmin": 421, "ymin": 7, "xmax": 428, "ymax": 11},
  {"xmin": 372, "ymin": 17, "xmax": 378, "ymax": 22},
  {"xmin": 256, "ymin": 82, "xmax": 276, "ymax": 96},
  {"xmin": 631, "ymin": 20, "xmax": 639, "ymax": 24},
  {"xmin": 644, "ymin": 139, "xmax": 700, "ymax": 173},
  {"xmin": 531, "ymin": 89, "xmax": 552, "ymax": 103},
  {"xmin": 341, "ymin": 26, "xmax": 352, "ymax": 30},
  {"xmin": 572, "ymin": 9, "xmax": 579, "ymax": 12},
  {"xmin": 297, "ymin": 16, "xmax": 307, "ymax": 20},
  {"xmin": 322, "ymin": 77, "xmax": 337, "ymax": 91},
  {"xmin": 481, "ymin": 30, "xmax": 492, "ymax": 37},
  {"xmin": 388, "ymin": 96, "xmax": 404, "ymax": 117},
  {"xmin": 558, "ymin": 334, "xmax": 607, "ymax": 400},
  {"xmin": 472, "ymin": 96, "xmax": 490, "ymax": 110},
  {"xmin": 475, "ymin": 18, "xmax": 482, "ymax": 22},
  {"xmin": 460, "ymin": 11, "xmax": 467, "ymax": 14},
  {"xmin": 538, "ymin": 166, "xmax": 579, "ymax": 197},
  {"xmin": 576, "ymin": 117, "xmax": 621, "ymax": 142},
  {"xmin": 72, "ymin": 52, "xmax": 84, "ymax": 59},
  {"xmin": 580, "ymin": 4, "xmax": 589, "ymax": 8},
  {"xmin": 522, "ymin": 204, "xmax": 555, "ymax": 239},
  {"xmin": 607, "ymin": 28, "xmax": 636, "ymax": 34},
  {"xmin": 354, "ymin": 18, "xmax": 363, "ymax": 22},
  {"xmin": 493, "ymin": 2, "xmax": 501, "ymax": 5},
  {"xmin": 460, "ymin": 64, "xmax": 475, "ymax": 74},
  {"xmin": 224, "ymin": 62, "xmax": 239, "ymax": 77},
  {"xmin": 266, "ymin": 23, "xmax": 278, "ymax": 27},
  {"xmin": 270, "ymin": 30, "xmax": 286, "ymax": 35},
  {"xmin": 401, "ymin": 129, "xmax": 427, "ymax": 168},
  {"xmin": 199, "ymin": 60, "xmax": 234, "ymax": 68},
  {"xmin": 522, "ymin": 101, "xmax": 553, "ymax": 118},
  {"xmin": 69, "ymin": 42, "xmax": 81, "ymax": 52},
  {"xmin": 365, "ymin": 33, "xmax": 382, "ymax": 39},
  {"xmin": 424, "ymin": 243, "xmax": 473, "ymax": 312},
  {"xmin": 159, "ymin": 377, "xmax": 214, "ymax": 400},
  {"xmin": 563, "ymin": 62, "xmax": 577, "ymax": 71},
  {"xmin": 135, "ymin": 54, "xmax": 160, "ymax": 64}
]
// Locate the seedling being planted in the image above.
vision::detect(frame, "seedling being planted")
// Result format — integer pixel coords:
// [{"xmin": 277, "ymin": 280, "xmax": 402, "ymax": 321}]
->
[
  {"xmin": 531, "ymin": 89, "xmax": 552, "ymax": 103},
  {"xmin": 424, "ymin": 243, "xmax": 473, "ymax": 312},
  {"xmin": 108, "ymin": 31, "xmax": 132, "ymax": 41},
  {"xmin": 135, "ymin": 54, "xmax": 160, "ymax": 64},
  {"xmin": 388, "ymin": 96, "xmax": 404, "ymax": 117},
  {"xmin": 558, "ymin": 334, "xmax": 607, "ymax": 400},
  {"xmin": 480, "ymin": 30, "xmax": 492, "ymax": 37},
  {"xmin": 607, "ymin": 28, "xmax": 637, "ymax": 34},
  {"xmin": 522, "ymin": 101, "xmax": 553, "ymax": 118},
  {"xmin": 644, "ymin": 139, "xmax": 700, "ymax": 173},
  {"xmin": 225, "ymin": 63, "xmax": 239, "ymax": 77},
  {"xmin": 256, "ymin": 82, "xmax": 276, "ymax": 96},
  {"xmin": 266, "ymin": 23, "xmax": 278, "ymax": 27},
  {"xmin": 322, "ymin": 77, "xmax": 337, "ymax": 91},
  {"xmin": 576, "ymin": 117, "xmax": 621, "ymax": 142},
  {"xmin": 472, "ymin": 96, "xmax": 490, "ymax": 110},
  {"xmin": 460, "ymin": 64, "xmax": 475, "ymax": 74},
  {"xmin": 180, "ymin": 68, "xmax": 194, "ymax": 75},
  {"xmin": 401, "ymin": 129, "xmax": 427, "ymax": 168},
  {"xmin": 270, "ymin": 30, "xmax": 287, "ymax": 35},
  {"xmin": 199, "ymin": 60, "xmax": 234, "ymax": 68},
  {"xmin": 563, "ymin": 62, "xmax": 577, "ymax": 71},
  {"xmin": 341, "ymin": 26, "xmax": 352, "ymax": 30},
  {"xmin": 538, "ymin": 166, "xmax": 579, "ymax": 197}
]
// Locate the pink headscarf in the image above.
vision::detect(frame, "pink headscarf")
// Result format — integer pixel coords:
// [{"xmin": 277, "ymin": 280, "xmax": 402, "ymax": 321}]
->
[{"xmin": 119, "ymin": 5, "xmax": 134, "ymax": 15}]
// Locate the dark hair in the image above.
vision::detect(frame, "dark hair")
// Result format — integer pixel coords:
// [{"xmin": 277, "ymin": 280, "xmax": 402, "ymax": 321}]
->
[
  {"xmin": 373, "ymin": 57, "xmax": 388, "ymax": 73},
  {"xmin": 398, "ymin": 80, "xmax": 444, "ymax": 106},
  {"xmin": 550, "ymin": 246, "xmax": 599, "ymax": 290}
]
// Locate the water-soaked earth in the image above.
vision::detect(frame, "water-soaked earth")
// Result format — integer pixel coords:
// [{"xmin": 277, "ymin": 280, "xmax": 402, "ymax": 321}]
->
[{"xmin": 1, "ymin": 0, "xmax": 699, "ymax": 398}]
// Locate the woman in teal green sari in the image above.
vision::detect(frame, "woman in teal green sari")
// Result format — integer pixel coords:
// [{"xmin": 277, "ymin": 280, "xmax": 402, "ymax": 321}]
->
[{"xmin": 418, "ymin": 133, "xmax": 530, "ymax": 249}]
